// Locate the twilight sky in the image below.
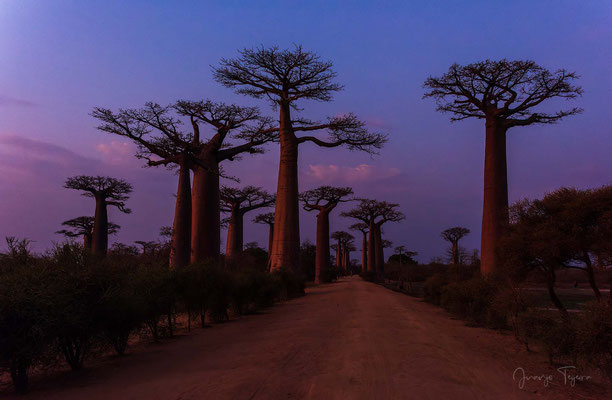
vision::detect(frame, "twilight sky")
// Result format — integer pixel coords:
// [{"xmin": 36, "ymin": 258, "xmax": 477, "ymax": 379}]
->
[{"xmin": 1, "ymin": 1, "xmax": 611, "ymax": 262}]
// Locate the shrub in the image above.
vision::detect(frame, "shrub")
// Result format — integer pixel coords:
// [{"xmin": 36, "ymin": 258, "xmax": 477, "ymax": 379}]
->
[
  {"xmin": 515, "ymin": 309, "xmax": 577, "ymax": 364},
  {"xmin": 423, "ymin": 273, "xmax": 448, "ymax": 305},
  {"xmin": 440, "ymin": 276, "xmax": 496, "ymax": 325},
  {"xmin": 576, "ymin": 301, "xmax": 612, "ymax": 374},
  {"xmin": 320, "ymin": 266, "xmax": 340, "ymax": 283},
  {"xmin": 134, "ymin": 263, "xmax": 176, "ymax": 341},
  {"xmin": 273, "ymin": 267, "xmax": 305, "ymax": 300}
]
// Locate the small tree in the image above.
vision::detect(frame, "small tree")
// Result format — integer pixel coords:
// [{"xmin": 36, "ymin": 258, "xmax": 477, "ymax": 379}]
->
[
  {"xmin": 64, "ymin": 176, "xmax": 132, "ymax": 256},
  {"xmin": 56, "ymin": 216, "xmax": 119, "ymax": 250},
  {"xmin": 331, "ymin": 231, "xmax": 354, "ymax": 272},
  {"xmin": 424, "ymin": 60, "xmax": 582, "ymax": 275},
  {"xmin": 220, "ymin": 186, "xmax": 274, "ymax": 262},
  {"xmin": 441, "ymin": 227, "xmax": 470, "ymax": 266},
  {"xmin": 214, "ymin": 45, "xmax": 386, "ymax": 272},
  {"xmin": 300, "ymin": 186, "xmax": 353, "ymax": 283},
  {"xmin": 135, "ymin": 241, "xmax": 158, "ymax": 255}
]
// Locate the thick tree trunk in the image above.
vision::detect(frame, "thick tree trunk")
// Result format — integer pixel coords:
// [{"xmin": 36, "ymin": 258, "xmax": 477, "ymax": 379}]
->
[
  {"xmin": 315, "ymin": 210, "xmax": 330, "ymax": 284},
  {"xmin": 451, "ymin": 241, "xmax": 459, "ymax": 265},
  {"xmin": 83, "ymin": 233, "xmax": 92, "ymax": 251},
  {"xmin": 191, "ymin": 158, "xmax": 220, "ymax": 264},
  {"xmin": 225, "ymin": 208, "xmax": 244, "ymax": 262},
  {"xmin": 480, "ymin": 117, "xmax": 509, "ymax": 276},
  {"xmin": 361, "ymin": 232, "xmax": 367, "ymax": 272},
  {"xmin": 344, "ymin": 249, "xmax": 350, "ymax": 271},
  {"xmin": 375, "ymin": 225, "xmax": 384, "ymax": 272},
  {"xmin": 336, "ymin": 241, "xmax": 342, "ymax": 269},
  {"xmin": 270, "ymin": 101, "xmax": 300, "ymax": 271},
  {"xmin": 170, "ymin": 160, "xmax": 191, "ymax": 269},
  {"xmin": 367, "ymin": 220, "xmax": 376, "ymax": 272},
  {"xmin": 91, "ymin": 195, "xmax": 108, "ymax": 256}
]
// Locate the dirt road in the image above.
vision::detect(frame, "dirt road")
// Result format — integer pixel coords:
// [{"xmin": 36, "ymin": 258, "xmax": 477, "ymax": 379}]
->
[{"xmin": 16, "ymin": 277, "xmax": 607, "ymax": 399}]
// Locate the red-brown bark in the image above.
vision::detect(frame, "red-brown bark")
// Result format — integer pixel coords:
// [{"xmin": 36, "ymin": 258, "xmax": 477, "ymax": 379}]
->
[
  {"xmin": 83, "ymin": 233, "xmax": 92, "ymax": 251},
  {"xmin": 374, "ymin": 223, "xmax": 384, "ymax": 272},
  {"xmin": 361, "ymin": 232, "xmax": 367, "ymax": 272},
  {"xmin": 170, "ymin": 158, "xmax": 191, "ymax": 269},
  {"xmin": 314, "ymin": 210, "xmax": 331, "ymax": 284},
  {"xmin": 91, "ymin": 195, "xmax": 108, "ymax": 256},
  {"xmin": 225, "ymin": 208, "xmax": 244, "ymax": 261},
  {"xmin": 480, "ymin": 118, "xmax": 509, "ymax": 275},
  {"xmin": 191, "ymin": 159, "xmax": 220, "ymax": 264},
  {"xmin": 270, "ymin": 101, "xmax": 300, "ymax": 271},
  {"xmin": 367, "ymin": 219, "xmax": 376, "ymax": 273}
]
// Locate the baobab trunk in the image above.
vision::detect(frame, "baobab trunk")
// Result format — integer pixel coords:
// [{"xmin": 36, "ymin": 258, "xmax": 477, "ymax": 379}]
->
[
  {"xmin": 170, "ymin": 160, "xmax": 191, "ymax": 269},
  {"xmin": 480, "ymin": 117, "xmax": 509, "ymax": 275},
  {"xmin": 91, "ymin": 195, "xmax": 108, "ymax": 256},
  {"xmin": 270, "ymin": 101, "xmax": 300, "ymax": 271},
  {"xmin": 361, "ymin": 232, "xmax": 367, "ymax": 271},
  {"xmin": 375, "ymin": 225, "xmax": 384, "ymax": 272},
  {"xmin": 314, "ymin": 210, "xmax": 331, "ymax": 284},
  {"xmin": 336, "ymin": 242, "xmax": 342, "ymax": 269},
  {"xmin": 451, "ymin": 241, "xmax": 459, "ymax": 265},
  {"xmin": 83, "ymin": 233, "xmax": 92, "ymax": 251},
  {"xmin": 225, "ymin": 208, "xmax": 244, "ymax": 262},
  {"xmin": 367, "ymin": 220, "xmax": 376, "ymax": 273},
  {"xmin": 267, "ymin": 223, "xmax": 274, "ymax": 254},
  {"xmin": 191, "ymin": 159, "xmax": 220, "ymax": 264}
]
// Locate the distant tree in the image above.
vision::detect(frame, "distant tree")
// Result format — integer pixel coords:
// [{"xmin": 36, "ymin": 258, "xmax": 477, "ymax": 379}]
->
[
  {"xmin": 64, "ymin": 176, "xmax": 132, "ymax": 256},
  {"xmin": 56, "ymin": 216, "xmax": 120, "ymax": 250},
  {"xmin": 424, "ymin": 60, "xmax": 582, "ymax": 275},
  {"xmin": 253, "ymin": 212, "xmax": 275, "ymax": 264},
  {"xmin": 109, "ymin": 242, "xmax": 140, "ymax": 257},
  {"xmin": 135, "ymin": 241, "xmax": 157, "ymax": 255},
  {"xmin": 214, "ymin": 45, "xmax": 386, "ymax": 272},
  {"xmin": 390, "ymin": 246, "xmax": 418, "ymax": 265},
  {"xmin": 440, "ymin": 227, "xmax": 470, "ymax": 265},
  {"xmin": 349, "ymin": 222, "xmax": 369, "ymax": 271},
  {"xmin": 300, "ymin": 186, "xmax": 353, "ymax": 283},
  {"xmin": 331, "ymin": 231, "xmax": 354, "ymax": 272},
  {"xmin": 342, "ymin": 200, "xmax": 404, "ymax": 272},
  {"xmin": 220, "ymin": 186, "xmax": 274, "ymax": 261}
]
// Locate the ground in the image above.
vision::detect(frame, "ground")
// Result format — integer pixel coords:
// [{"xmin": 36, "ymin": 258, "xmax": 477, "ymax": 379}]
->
[{"xmin": 8, "ymin": 277, "xmax": 610, "ymax": 399}]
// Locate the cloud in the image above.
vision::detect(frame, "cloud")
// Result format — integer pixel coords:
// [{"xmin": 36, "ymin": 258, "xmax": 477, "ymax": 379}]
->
[
  {"xmin": 0, "ymin": 95, "xmax": 37, "ymax": 108},
  {"xmin": 95, "ymin": 140, "xmax": 138, "ymax": 166},
  {"xmin": 305, "ymin": 163, "xmax": 400, "ymax": 183}
]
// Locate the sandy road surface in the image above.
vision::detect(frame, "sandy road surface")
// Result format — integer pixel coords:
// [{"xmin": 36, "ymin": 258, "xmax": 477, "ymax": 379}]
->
[{"xmin": 12, "ymin": 277, "xmax": 608, "ymax": 399}]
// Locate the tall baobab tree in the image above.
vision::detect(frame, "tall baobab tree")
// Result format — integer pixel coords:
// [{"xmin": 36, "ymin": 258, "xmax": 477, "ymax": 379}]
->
[
  {"xmin": 331, "ymin": 231, "xmax": 354, "ymax": 272},
  {"xmin": 253, "ymin": 212, "xmax": 275, "ymax": 256},
  {"xmin": 56, "ymin": 216, "xmax": 120, "ymax": 250},
  {"xmin": 350, "ymin": 222, "xmax": 369, "ymax": 271},
  {"xmin": 213, "ymin": 45, "xmax": 386, "ymax": 272},
  {"xmin": 93, "ymin": 101, "xmax": 277, "ymax": 267},
  {"xmin": 423, "ymin": 60, "xmax": 582, "ymax": 275},
  {"xmin": 441, "ymin": 227, "xmax": 470, "ymax": 266},
  {"xmin": 221, "ymin": 186, "xmax": 275, "ymax": 261},
  {"xmin": 300, "ymin": 186, "xmax": 353, "ymax": 284},
  {"xmin": 342, "ymin": 241, "xmax": 356, "ymax": 273},
  {"xmin": 342, "ymin": 200, "xmax": 404, "ymax": 272},
  {"xmin": 64, "ymin": 176, "xmax": 132, "ymax": 256}
]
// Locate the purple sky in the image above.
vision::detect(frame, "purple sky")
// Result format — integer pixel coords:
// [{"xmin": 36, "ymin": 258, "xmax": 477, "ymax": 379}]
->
[{"xmin": 1, "ymin": 1, "xmax": 611, "ymax": 262}]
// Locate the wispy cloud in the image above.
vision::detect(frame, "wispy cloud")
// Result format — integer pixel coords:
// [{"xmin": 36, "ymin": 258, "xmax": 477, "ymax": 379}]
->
[
  {"xmin": 305, "ymin": 163, "xmax": 401, "ymax": 183},
  {"xmin": 0, "ymin": 95, "xmax": 38, "ymax": 108}
]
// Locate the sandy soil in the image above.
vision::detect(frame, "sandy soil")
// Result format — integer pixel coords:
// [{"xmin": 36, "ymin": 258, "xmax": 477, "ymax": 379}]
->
[{"xmin": 8, "ymin": 276, "xmax": 609, "ymax": 399}]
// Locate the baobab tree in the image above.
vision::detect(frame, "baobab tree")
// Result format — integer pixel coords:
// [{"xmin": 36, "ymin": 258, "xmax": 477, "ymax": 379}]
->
[
  {"xmin": 299, "ymin": 186, "xmax": 353, "ymax": 284},
  {"xmin": 135, "ymin": 241, "xmax": 157, "ymax": 255},
  {"xmin": 342, "ymin": 241, "xmax": 356, "ymax": 273},
  {"xmin": 213, "ymin": 45, "xmax": 386, "ymax": 272},
  {"xmin": 342, "ymin": 199, "xmax": 404, "ymax": 272},
  {"xmin": 93, "ymin": 101, "xmax": 277, "ymax": 267},
  {"xmin": 64, "ymin": 176, "xmax": 132, "ymax": 256},
  {"xmin": 253, "ymin": 212, "xmax": 275, "ymax": 256},
  {"xmin": 423, "ymin": 60, "xmax": 582, "ymax": 275},
  {"xmin": 441, "ymin": 227, "xmax": 470, "ymax": 266},
  {"xmin": 220, "ymin": 186, "xmax": 275, "ymax": 261},
  {"xmin": 56, "ymin": 216, "xmax": 120, "ymax": 250},
  {"xmin": 331, "ymin": 231, "xmax": 354, "ymax": 272},
  {"xmin": 349, "ymin": 222, "xmax": 368, "ymax": 271}
]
